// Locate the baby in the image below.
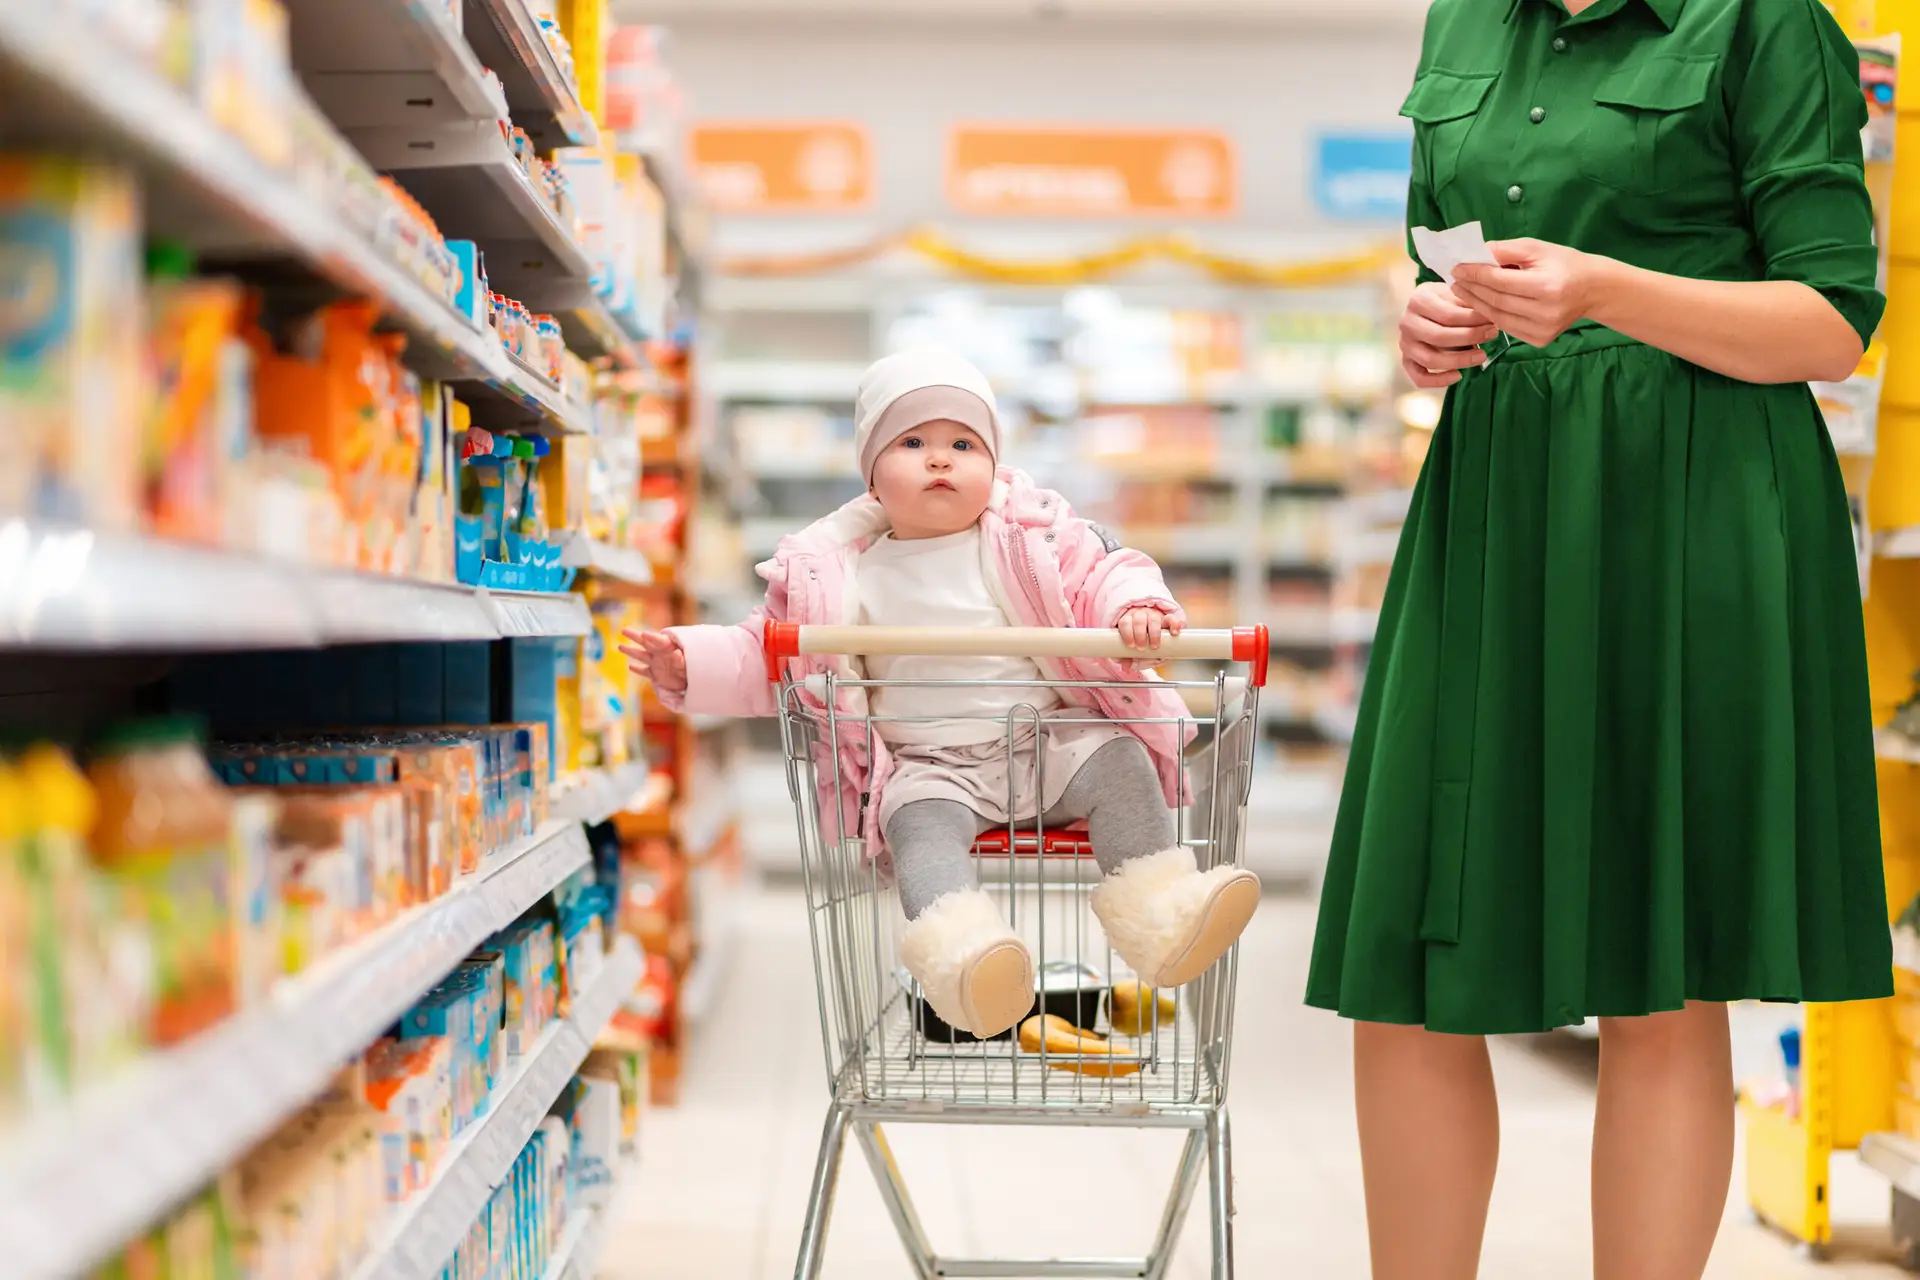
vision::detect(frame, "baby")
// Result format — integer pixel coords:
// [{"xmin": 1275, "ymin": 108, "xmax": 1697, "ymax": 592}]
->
[{"xmin": 623, "ymin": 347, "xmax": 1260, "ymax": 1039}]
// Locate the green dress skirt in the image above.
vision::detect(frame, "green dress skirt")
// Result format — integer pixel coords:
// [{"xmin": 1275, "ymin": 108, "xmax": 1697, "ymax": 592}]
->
[{"xmin": 1303, "ymin": 326, "xmax": 1895, "ymax": 1034}]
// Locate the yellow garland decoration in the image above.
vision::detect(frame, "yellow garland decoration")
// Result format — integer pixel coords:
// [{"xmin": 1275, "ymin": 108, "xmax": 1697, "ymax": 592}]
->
[{"xmin": 717, "ymin": 224, "xmax": 1403, "ymax": 288}]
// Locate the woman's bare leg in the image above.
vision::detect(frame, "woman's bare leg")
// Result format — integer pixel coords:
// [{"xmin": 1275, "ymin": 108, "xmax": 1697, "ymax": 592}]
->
[
  {"xmin": 1354, "ymin": 1020, "xmax": 1500, "ymax": 1280},
  {"xmin": 1592, "ymin": 1002, "xmax": 1734, "ymax": 1280}
]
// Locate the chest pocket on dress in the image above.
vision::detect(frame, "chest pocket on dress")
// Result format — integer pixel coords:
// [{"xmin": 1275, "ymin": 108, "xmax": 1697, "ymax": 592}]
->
[
  {"xmin": 1401, "ymin": 69, "xmax": 1499, "ymax": 200},
  {"xmin": 1578, "ymin": 56, "xmax": 1718, "ymax": 195}
]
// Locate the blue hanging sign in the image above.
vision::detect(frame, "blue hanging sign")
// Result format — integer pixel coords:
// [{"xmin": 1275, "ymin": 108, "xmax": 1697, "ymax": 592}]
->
[{"xmin": 1312, "ymin": 130, "xmax": 1414, "ymax": 223}]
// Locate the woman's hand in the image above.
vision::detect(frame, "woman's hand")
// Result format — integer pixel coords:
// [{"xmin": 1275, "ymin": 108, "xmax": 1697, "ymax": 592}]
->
[
  {"xmin": 1451, "ymin": 239, "xmax": 1603, "ymax": 350},
  {"xmin": 619, "ymin": 628, "xmax": 687, "ymax": 695},
  {"xmin": 1117, "ymin": 606, "xmax": 1183, "ymax": 653},
  {"xmin": 1399, "ymin": 282, "xmax": 1501, "ymax": 389}
]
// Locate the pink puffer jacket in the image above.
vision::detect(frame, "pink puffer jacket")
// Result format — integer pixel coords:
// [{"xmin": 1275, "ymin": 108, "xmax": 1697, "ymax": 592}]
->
[{"xmin": 654, "ymin": 467, "xmax": 1199, "ymax": 858}]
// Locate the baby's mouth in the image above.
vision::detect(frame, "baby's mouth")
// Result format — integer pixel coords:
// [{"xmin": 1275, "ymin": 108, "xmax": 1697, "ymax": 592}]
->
[{"xmin": 926, "ymin": 479, "xmax": 955, "ymax": 491}]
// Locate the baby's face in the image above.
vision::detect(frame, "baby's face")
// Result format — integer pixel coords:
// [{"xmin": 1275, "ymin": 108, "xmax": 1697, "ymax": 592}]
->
[{"xmin": 869, "ymin": 420, "xmax": 995, "ymax": 539}]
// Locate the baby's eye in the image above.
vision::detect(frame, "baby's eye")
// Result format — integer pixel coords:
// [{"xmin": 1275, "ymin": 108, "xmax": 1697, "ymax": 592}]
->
[
  {"xmin": 900, "ymin": 437, "xmax": 922, "ymax": 449},
  {"xmin": 953, "ymin": 440, "xmax": 971, "ymax": 450}
]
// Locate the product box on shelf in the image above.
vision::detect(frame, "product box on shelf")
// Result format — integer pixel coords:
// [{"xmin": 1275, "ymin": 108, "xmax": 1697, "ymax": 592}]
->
[
  {"xmin": 455, "ymin": 429, "xmax": 577, "ymax": 592},
  {"xmin": 191, "ymin": 0, "xmax": 297, "ymax": 170},
  {"xmin": 0, "ymin": 155, "xmax": 148, "ymax": 529}
]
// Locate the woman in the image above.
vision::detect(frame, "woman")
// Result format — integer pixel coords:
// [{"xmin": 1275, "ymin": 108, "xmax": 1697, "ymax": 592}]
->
[{"xmin": 1305, "ymin": 0, "xmax": 1894, "ymax": 1277}]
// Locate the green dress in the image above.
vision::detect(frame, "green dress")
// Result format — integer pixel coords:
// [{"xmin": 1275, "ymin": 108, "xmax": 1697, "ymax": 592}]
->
[{"xmin": 1305, "ymin": 0, "xmax": 1895, "ymax": 1035}]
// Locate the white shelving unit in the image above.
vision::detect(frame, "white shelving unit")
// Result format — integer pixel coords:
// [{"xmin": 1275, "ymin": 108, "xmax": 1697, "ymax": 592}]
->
[
  {"xmin": 0, "ymin": 821, "xmax": 591, "ymax": 1280},
  {"xmin": 0, "ymin": 520, "xmax": 593, "ymax": 649},
  {"xmin": 552, "ymin": 761, "xmax": 670, "ymax": 827},
  {"xmin": 560, "ymin": 534, "xmax": 658, "ymax": 587},
  {"xmin": 0, "ymin": 9, "xmax": 595, "ymax": 437},
  {"xmin": 0, "ymin": 0, "xmax": 680, "ymax": 1269},
  {"xmin": 352, "ymin": 939, "xmax": 645, "ymax": 1280}
]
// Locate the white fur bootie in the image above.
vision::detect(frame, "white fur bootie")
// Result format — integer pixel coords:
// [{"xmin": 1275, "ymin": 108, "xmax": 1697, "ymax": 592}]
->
[
  {"xmin": 898, "ymin": 888, "xmax": 1035, "ymax": 1038},
  {"xmin": 1090, "ymin": 848, "xmax": 1261, "ymax": 988}
]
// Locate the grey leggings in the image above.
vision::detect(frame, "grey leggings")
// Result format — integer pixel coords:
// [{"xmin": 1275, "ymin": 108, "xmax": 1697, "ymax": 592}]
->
[{"xmin": 890, "ymin": 737, "xmax": 1178, "ymax": 920}]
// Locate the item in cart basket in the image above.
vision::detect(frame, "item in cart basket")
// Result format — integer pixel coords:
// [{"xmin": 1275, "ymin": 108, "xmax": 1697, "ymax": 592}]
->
[
  {"xmin": 908, "ymin": 959, "xmax": 1102, "ymax": 1045},
  {"xmin": 1106, "ymin": 978, "xmax": 1177, "ymax": 1037},
  {"xmin": 0, "ymin": 155, "xmax": 147, "ymax": 528},
  {"xmin": 1017, "ymin": 1014, "xmax": 1142, "ymax": 1078}
]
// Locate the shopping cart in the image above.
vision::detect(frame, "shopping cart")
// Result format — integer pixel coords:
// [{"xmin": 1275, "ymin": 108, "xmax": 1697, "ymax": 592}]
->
[{"xmin": 765, "ymin": 622, "xmax": 1267, "ymax": 1279}]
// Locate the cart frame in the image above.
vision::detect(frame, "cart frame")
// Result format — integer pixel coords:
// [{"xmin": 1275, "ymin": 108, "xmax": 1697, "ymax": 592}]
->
[{"xmin": 767, "ymin": 623, "xmax": 1268, "ymax": 1279}]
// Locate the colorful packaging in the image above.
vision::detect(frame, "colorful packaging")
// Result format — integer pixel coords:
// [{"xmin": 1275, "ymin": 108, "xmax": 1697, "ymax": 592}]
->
[
  {"xmin": 88, "ymin": 718, "xmax": 237, "ymax": 1047},
  {"xmin": 0, "ymin": 156, "xmax": 147, "ymax": 526}
]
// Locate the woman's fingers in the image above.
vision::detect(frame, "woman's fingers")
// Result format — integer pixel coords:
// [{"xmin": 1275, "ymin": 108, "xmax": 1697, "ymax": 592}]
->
[
  {"xmin": 1401, "ymin": 309, "xmax": 1499, "ymax": 351},
  {"xmin": 1409, "ymin": 285, "xmax": 1493, "ymax": 329},
  {"xmin": 1452, "ymin": 264, "xmax": 1545, "ymax": 301},
  {"xmin": 1401, "ymin": 337, "xmax": 1486, "ymax": 373},
  {"xmin": 1402, "ymin": 355, "xmax": 1461, "ymax": 389}
]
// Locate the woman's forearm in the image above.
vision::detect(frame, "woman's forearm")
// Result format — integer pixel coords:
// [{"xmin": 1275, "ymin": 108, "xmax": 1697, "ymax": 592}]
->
[{"xmin": 1583, "ymin": 256, "xmax": 1864, "ymax": 385}]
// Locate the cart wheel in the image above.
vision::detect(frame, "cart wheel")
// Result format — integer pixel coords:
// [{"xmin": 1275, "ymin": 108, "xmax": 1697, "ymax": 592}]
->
[
  {"xmin": 1900, "ymin": 1240, "xmax": 1920, "ymax": 1273},
  {"xmin": 1743, "ymin": 1206, "xmax": 1765, "ymax": 1228},
  {"xmin": 1798, "ymin": 1240, "xmax": 1829, "ymax": 1263}
]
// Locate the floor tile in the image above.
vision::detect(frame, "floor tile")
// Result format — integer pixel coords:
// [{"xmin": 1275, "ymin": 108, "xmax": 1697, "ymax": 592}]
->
[{"xmin": 595, "ymin": 883, "xmax": 1909, "ymax": 1279}]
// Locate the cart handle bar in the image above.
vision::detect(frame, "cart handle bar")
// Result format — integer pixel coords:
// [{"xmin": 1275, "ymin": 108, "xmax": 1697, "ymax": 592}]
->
[{"xmin": 763, "ymin": 622, "xmax": 1269, "ymax": 688}]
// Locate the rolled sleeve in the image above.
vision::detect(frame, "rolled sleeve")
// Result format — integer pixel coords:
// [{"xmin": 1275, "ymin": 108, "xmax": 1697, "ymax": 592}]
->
[{"xmin": 1735, "ymin": 0, "xmax": 1886, "ymax": 348}]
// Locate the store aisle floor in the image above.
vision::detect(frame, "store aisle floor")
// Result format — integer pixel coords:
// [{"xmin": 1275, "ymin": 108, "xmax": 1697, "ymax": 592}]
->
[{"xmin": 596, "ymin": 884, "xmax": 1906, "ymax": 1279}]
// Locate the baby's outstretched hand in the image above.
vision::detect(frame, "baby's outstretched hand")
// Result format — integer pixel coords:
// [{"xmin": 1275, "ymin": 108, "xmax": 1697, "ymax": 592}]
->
[
  {"xmin": 619, "ymin": 628, "xmax": 688, "ymax": 695},
  {"xmin": 1116, "ymin": 606, "xmax": 1183, "ymax": 653}
]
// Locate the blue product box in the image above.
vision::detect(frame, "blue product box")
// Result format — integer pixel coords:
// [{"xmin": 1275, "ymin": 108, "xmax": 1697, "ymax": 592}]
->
[{"xmin": 449, "ymin": 239, "xmax": 488, "ymax": 328}]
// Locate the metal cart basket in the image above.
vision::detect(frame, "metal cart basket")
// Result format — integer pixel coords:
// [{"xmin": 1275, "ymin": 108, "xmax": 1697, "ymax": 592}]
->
[{"xmin": 766, "ymin": 622, "xmax": 1268, "ymax": 1279}]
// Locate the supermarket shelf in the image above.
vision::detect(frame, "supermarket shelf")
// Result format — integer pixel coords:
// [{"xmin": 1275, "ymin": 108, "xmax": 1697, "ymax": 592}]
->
[
  {"xmin": 355, "ymin": 939, "xmax": 643, "ymax": 1280},
  {"xmin": 289, "ymin": 0, "xmax": 509, "ymax": 130},
  {"xmin": 541, "ymin": 1202, "xmax": 610, "ymax": 1280},
  {"xmin": 0, "ymin": 521, "xmax": 590, "ymax": 649},
  {"xmin": 552, "ymin": 762, "xmax": 669, "ymax": 828},
  {"xmin": 1877, "ymin": 726, "xmax": 1920, "ymax": 765},
  {"xmin": 483, "ymin": 589, "xmax": 595, "ymax": 639},
  {"xmin": 711, "ymin": 360, "xmax": 869, "ymax": 402},
  {"xmin": 558, "ymin": 295, "xmax": 643, "ymax": 367},
  {"xmin": 1879, "ymin": 527, "xmax": 1920, "ymax": 560},
  {"xmin": 354, "ymin": 121, "xmax": 596, "ymax": 289},
  {"xmin": 467, "ymin": 0, "xmax": 599, "ymax": 149},
  {"xmin": 1862, "ymin": 1131, "xmax": 1920, "ymax": 1199},
  {"xmin": 1266, "ymin": 607, "xmax": 1381, "ymax": 649},
  {"xmin": 560, "ymin": 535, "xmax": 656, "ymax": 586},
  {"xmin": 0, "ymin": 820, "xmax": 591, "ymax": 1280},
  {"xmin": 0, "ymin": 8, "xmax": 588, "ymax": 437}
]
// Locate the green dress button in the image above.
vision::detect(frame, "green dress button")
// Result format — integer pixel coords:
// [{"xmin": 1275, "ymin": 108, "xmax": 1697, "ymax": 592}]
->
[
  {"xmin": 1507, "ymin": 184, "xmax": 1524, "ymax": 203},
  {"xmin": 1552, "ymin": 35, "xmax": 1569, "ymax": 52},
  {"xmin": 1530, "ymin": 107, "xmax": 1546, "ymax": 124}
]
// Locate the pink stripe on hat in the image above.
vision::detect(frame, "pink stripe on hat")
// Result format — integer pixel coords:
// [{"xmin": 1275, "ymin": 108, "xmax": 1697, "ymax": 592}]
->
[{"xmin": 858, "ymin": 384, "xmax": 998, "ymax": 481}]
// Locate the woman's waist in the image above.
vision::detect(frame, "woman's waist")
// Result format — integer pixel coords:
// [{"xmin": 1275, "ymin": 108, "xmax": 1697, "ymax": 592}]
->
[{"xmin": 1477, "ymin": 320, "xmax": 1644, "ymax": 365}]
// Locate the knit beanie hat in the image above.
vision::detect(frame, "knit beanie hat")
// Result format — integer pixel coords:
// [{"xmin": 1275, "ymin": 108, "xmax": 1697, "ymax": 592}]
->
[{"xmin": 854, "ymin": 347, "xmax": 1002, "ymax": 483}]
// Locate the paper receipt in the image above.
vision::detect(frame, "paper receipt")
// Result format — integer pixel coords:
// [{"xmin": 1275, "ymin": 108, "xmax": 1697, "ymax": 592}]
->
[{"xmin": 1411, "ymin": 221, "xmax": 1498, "ymax": 285}]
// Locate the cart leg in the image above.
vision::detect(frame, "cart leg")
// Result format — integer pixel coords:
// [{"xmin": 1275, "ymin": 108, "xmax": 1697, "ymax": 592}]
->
[
  {"xmin": 1206, "ymin": 1109, "xmax": 1235, "ymax": 1279},
  {"xmin": 853, "ymin": 1122, "xmax": 939, "ymax": 1278},
  {"xmin": 795, "ymin": 1103, "xmax": 853, "ymax": 1280},
  {"xmin": 1141, "ymin": 1127, "xmax": 1209, "ymax": 1280}
]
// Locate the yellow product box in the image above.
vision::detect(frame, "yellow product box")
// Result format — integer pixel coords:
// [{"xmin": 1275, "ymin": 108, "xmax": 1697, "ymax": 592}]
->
[
  {"xmin": 554, "ymin": 634, "xmax": 586, "ymax": 776},
  {"xmin": 0, "ymin": 156, "xmax": 147, "ymax": 528},
  {"xmin": 542, "ymin": 432, "xmax": 593, "ymax": 535}
]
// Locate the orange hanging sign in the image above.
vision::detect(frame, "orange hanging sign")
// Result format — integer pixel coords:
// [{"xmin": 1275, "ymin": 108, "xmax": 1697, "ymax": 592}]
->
[
  {"xmin": 688, "ymin": 122, "xmax": 874, "ymax": 213},
  {"xmin": 946, "ymin": 125, "xmax": 1238, "ymax": 219}
]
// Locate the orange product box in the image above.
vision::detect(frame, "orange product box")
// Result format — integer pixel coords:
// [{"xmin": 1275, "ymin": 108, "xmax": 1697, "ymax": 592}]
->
[{"xmin": 246, "ymin": 300, "xmax": 388, "ymax": 569}]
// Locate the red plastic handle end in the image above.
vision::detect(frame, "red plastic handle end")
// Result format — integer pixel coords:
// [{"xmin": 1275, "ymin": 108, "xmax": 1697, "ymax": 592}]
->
[
  {"xmin": 1233, "ymin": 625, "xmax": 1271, "ymax": 688},
  {"xmin": 764, "ymin": 620, "xmax": 801, "ymax": 682}
]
